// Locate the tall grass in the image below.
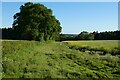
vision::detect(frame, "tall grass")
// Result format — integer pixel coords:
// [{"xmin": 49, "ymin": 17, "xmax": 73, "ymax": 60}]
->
[
  {"xmin": 2, "ymin": 40, "xmax": 120, "ymax": 78},
  {"xmin": 64, "ymin": 40, "xmax": 120, "ymax": 55},
  {"xmin": 64, "ymin": 40, "xmax": 119, "ymax": 49}
]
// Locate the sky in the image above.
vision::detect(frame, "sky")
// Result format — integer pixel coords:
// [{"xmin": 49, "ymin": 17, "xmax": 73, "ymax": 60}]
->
[{"xmin": 1, "ymin": 2, "xmax": 118, "ymax": 34}]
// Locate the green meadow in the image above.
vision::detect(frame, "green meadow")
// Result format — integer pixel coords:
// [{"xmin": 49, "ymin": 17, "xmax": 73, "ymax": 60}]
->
[
  {"xmin": 64, "ymin": 40, "xmax": 119, "ymax": 50},
  {"xmin": 64, "ymin": 40, "xmax": 120, "ymax": 55},
  {"xmin": 2, "ymin": 40, "xmax": 120, "ymax": 78}
]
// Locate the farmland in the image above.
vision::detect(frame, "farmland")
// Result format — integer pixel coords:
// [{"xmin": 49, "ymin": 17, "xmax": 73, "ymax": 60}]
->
[
  {"xmin": 64, "ymin": 40, "xmax": 119, "ymax": 49},
  {"xmin": 64, "ymin": 40, "xmax": 120, "ymax": 56},
  {"xmin": 1, "ymin": 40, "xmax": 120, "ymax": 78}
]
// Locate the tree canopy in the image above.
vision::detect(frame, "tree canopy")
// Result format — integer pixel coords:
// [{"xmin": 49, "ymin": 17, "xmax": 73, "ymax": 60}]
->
[
  {"xmin": 13, "ymin": 2, "xmax": 62, "ymax": 41},
  {"xmin": 76, "ymin": 31, "xmax": 94, "ymax": 40}
]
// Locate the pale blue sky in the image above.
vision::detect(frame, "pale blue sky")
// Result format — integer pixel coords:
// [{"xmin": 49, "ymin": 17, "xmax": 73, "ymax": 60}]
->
[{"xmin": 2, "ymin": 2, "xmax": 118, "ymax": 34}]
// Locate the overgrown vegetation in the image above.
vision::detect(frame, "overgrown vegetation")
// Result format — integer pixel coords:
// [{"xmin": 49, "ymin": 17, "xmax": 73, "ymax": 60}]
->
[
  {"xmin": 2, "ymin": 40, "xmax": 120, "ymax": 78},
  {"xmin": 65, "ymin": 40, "xmax": 120, "ymax": 56}
]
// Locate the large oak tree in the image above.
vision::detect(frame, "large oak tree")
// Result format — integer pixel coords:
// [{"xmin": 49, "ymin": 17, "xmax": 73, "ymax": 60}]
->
[{"xmin": 13, "ymin": 2, "xmax": 62, "ymax": 41}]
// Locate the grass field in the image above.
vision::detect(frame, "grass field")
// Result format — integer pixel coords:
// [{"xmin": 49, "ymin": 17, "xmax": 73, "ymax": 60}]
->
[
  {"xmin": 2, "ymin": 40, "xmax": 120, "ymax": 78},
  {"xmin": 64, "ymin": 40, "xmax": 119, "ymax": 50},
  {"xmin": 64, "ymin": 40, "xmax": 120, "ymax": 55}
]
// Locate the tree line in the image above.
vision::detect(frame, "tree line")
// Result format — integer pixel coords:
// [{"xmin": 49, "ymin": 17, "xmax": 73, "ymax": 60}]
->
[
  {"xmin": 59, "ymin": 30, "xmax": 120, "ymax": 41},
  {"xmin": 1, "ymin": 28, "xmax": 120, "ymax": 41}
]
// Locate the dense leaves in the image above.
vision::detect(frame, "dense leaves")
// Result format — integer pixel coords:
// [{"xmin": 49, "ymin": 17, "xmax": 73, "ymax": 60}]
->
[
  {"xmin": 12, "ymin": 2, "xmax": 62, "ymax": 41},
  {"xmin": 1, "ymin": 28, "xmax": 15, "ymax": 39},
  {"xmin": 93, "ymin": 31, "xmax": 120, "ymax": 40},
  {"xmin": 76, "ymin": 31, "xmax": 94, "ymax": 40}
]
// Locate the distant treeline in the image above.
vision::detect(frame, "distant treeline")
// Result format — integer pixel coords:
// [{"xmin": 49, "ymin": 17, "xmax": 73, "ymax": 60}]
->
[
  {"xmin": 1, "ymin": 28, "xmax": 120, "ymax": 41},
  {"xmin": 1, "ymin": 28, "xmax": 16, "ymax": 40},
  {"xmin": 60, "ymin": 31, "xmax": 120, "ymax": 41}
]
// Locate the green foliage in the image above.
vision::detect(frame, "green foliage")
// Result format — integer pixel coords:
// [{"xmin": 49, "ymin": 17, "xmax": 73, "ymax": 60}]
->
[
  {"xmin": 76, "ymin": 31, "xmax": 94, "ymax": 40},
  {"xmin": 2, "ymin": 40, "xmax": 120, "ymax": 78},
  {"xmin": 13, "ymin": 2, "xmax": 62, "ymax": 41},
  {"xmin": 94, "ymin": 30, "xmax": 120, "ymax": 40}
]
